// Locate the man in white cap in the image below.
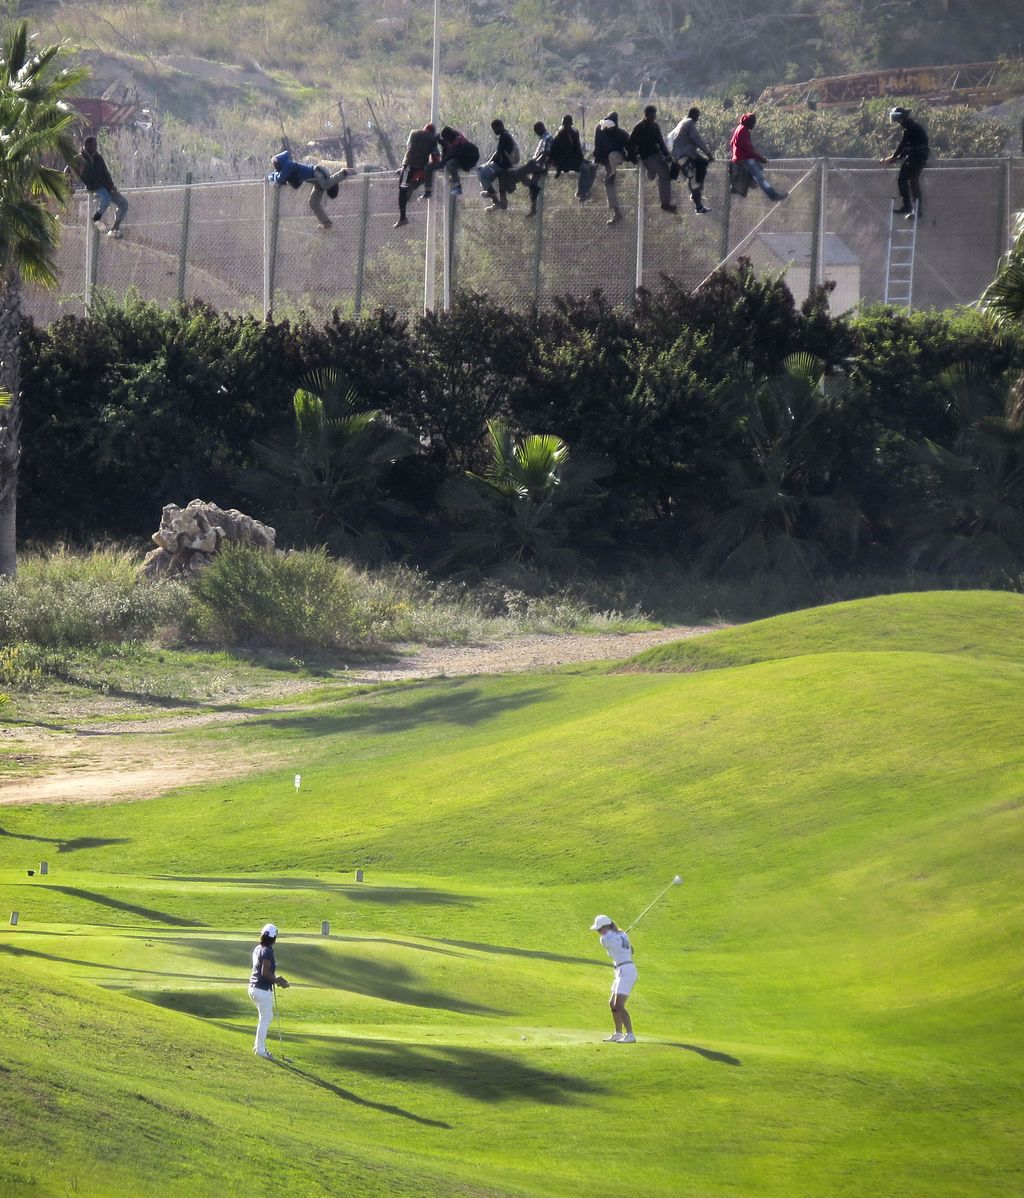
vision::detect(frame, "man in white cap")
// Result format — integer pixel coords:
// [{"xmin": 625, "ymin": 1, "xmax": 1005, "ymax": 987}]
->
[
  {"xmin": 591, "ymin": 915, "xmax": 637, "ymax": 1043},
  {"xmin": 249, "ymin": 923, "xmax": 289, "ymax": 1059}
]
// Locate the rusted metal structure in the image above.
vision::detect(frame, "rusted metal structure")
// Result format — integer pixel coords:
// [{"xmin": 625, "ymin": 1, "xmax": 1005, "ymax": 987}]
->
[{"xmin": 758, "ymin": 61, "xmax": 1015, "ymax": 110}]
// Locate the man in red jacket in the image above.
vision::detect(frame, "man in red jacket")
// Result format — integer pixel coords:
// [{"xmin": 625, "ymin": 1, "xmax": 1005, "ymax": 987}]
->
[{"xmin": 729, "ymin": 113, "xmax": 786, "ymax": 202}]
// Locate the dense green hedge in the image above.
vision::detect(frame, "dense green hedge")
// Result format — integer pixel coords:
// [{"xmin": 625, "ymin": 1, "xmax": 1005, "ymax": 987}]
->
[{"xmin": 19, "ymin": 272, "xmax": 1024, "ymax": 579}]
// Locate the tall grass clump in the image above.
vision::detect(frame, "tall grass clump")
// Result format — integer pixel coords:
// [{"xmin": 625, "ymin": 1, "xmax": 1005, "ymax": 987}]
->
[
  {"xmin": 0, "ymin": 547, "xmax": 183, "ymax": 647},
  {"xmin": 187, "ymin": 545, "xmax": 366, "ymax": 650}
]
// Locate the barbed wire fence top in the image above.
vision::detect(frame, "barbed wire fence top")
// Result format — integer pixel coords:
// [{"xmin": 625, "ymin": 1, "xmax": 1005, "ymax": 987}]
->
[{"xmin": 30, "ymin": 158, "xmax": 1022, "ymax": 327}]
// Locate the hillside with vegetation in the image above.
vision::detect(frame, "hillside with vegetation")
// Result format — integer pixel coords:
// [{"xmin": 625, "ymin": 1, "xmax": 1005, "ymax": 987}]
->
[{"xmin": 20, "ymin": 0, "xmax": 1024, "ymax": 182}]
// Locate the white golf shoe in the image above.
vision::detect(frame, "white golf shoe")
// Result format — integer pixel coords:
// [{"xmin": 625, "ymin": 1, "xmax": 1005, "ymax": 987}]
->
[
  {"xmin": 619, "ymin": 1033, "xmax": 637, "ymax": 1044},
  {"xmin": 254, "ymin": 1049, "xmax": 274, "ymax": 1059},
  {"xmin": 603, "ymin": 1033, "xmax": 622, "ymax": 1042}
]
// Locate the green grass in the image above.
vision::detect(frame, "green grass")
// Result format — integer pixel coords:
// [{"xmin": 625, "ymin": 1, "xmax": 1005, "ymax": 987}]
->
[
  {"xmin": 619, "ymin": 589, "xmax": 1024, "ymax": 672},
  {"xmin": 0, "ymin": 591, "xmax": 1021, "ymax": 1196}
]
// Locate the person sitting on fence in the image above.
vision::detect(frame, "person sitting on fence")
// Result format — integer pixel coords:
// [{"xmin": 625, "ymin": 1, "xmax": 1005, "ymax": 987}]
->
[
  {"xmin": 477, "ymin": 119, "xmax": 520, "ymax": 211},
  {"xmin": 668, "ymin": 107, "xmax": 714, "ymax": 215},
  {"xmin": 395, "ymin": 123, "xmax": 440, "ymax": 227},
  {"xmin": 728, "ymin": 113, "xmax": 787, "ymax": 202},
  {"xmin": 549, "ymin": 114, "xmax": 597, "ymax": 203},
  {"xmin": 422, "ymin": 126, "xmax": 481, "ymax": 200},
  {"xmin": 74, "ymin": 136, "xmax": 129, "ymax": 239},
  {"xmin": 882, "ymin": 107, "xmax": 929, "ymax": 221},
  {"xmin": 511, "ymin": 122, "xmax": 555, "ymax": 217},
  {"xmin": 593, "ymin": 111, "xmax": 632, "ymax": 225},
  {"xmin": 267, "ymin": 145, "xmax": 349, "ymax": 229},
  {"xmin": 629, "ymin": 106, "xmax": 676, "ymax": 214}
]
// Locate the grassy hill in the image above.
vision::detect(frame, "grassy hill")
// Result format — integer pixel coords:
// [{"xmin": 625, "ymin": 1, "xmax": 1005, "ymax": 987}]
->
[{"xmin": 0, "ymin": 591, "xmax": 1021, "ymax": 1196}]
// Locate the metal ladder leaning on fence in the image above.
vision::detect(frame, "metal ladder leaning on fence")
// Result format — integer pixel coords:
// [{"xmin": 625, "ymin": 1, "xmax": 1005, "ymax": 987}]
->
[{"xmin": 883, "ymin": 200, "xmax": 919, "ymax": 311}]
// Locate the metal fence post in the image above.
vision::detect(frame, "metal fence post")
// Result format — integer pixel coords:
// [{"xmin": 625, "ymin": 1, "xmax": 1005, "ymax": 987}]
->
[
  {"xmin": 718, "ymin": 166, "xmax": 732, "ymax": 268},
  {"xmin": 353, "ymin": 171, "xmax": 370, "ymax": 317},
  {"xmin": 531, "ymin": 184, "xmax": 545, "ymax": 306},
  {"xmin": 176, "ymin": 171, "xmax": 193, "ymax": 303},
  {"xmin": 84, "ymin": 216, "xmax": 98, "ymax": 314},
  {"xmin": 443, "ymin": 179, "xmax": 457, "ymax": 310},
  {"xmin": 634, "ymin": 168, "xmax": 645, "ymax": 291},
  {"xmin": 809, "ymin": 157, "xmax": 825, "ymax": 290},
  {"xmin": 263, "ymin": 183, "xmax": 280, "ymax": 319},
  {"xmin": 998, "ymin": 156, "xmax": 1012, "ymax": 259}
]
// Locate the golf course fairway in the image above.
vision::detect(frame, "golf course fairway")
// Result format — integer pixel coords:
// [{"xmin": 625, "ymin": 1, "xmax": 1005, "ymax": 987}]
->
[{"xmin": 0, "ymin": 590, "xmax": 1021, "ymax": 1197}]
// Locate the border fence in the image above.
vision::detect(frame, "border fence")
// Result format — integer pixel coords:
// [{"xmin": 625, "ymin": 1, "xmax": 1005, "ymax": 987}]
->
[{"xmin": 26, "ymin": 157, "xmax": 1024, "ymax": 326}]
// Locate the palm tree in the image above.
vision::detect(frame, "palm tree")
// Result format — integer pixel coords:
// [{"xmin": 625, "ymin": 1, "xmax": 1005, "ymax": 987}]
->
[
  {"xmin": 983, "ymin": 211, "xmax": 1024, "ymax": 330},
  {"xmin": 702, "ymin": 353, "xmax": 863, "ymax": 578},
  {"xmin": 0, "ymin": 22, "xmax": 87, "ymax": 576},
  {"xmin": 243, "ymin": 368, "xmax": 414, "ymax": 561},
  {"xmin": 441, "ymin": 419, "xmax": 609, "ymax": 574},
  {"xmin": 905, "ymin": 365, "xmax": 1024, "ymax": 575}
]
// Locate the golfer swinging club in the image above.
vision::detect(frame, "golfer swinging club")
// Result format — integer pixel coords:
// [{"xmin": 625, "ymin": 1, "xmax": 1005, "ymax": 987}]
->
[
  {"xmin": 591, "ymin": 914, "xmax": 637, "ymax": 1043},
  {"xmin": 249, "ymin": 922, "xmax": 289, "ymax": 1059}
]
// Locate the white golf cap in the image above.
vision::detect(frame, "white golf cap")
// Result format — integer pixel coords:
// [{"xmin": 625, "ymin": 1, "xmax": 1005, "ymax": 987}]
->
[
  {"xmin": 261, "ymin": 923, "xmax": 279, "ymax": 938},
  {"xmin": 590, "ymin": 914, "xmax": 614, "ymax": 931}
]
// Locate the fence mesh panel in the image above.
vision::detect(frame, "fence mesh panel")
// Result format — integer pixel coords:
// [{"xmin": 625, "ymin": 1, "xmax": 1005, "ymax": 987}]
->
[{"xmin": 21, "ymin": 159, "xmax": 1024, "ymax": 326}]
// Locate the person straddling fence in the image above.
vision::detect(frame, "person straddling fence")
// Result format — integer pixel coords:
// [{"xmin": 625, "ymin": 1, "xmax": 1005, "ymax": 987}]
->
[
  {"xmin": 629, "ymin": 105, "xmax": 676, "ymax": 214},
  {"xmin": 882, "ymin": 106, "xmax": 929, "ymax": 220},
  {"xmin": 549, "ymin": 114, "xmax": 597, "ymax": 203},
  {"xmin": 423, "ymin": 126, "xmax": 481, "ymax": 200},
  {"xmin": 477, "ymin": 119, "xmax": 519, "ymax": 211},
  {"xmin": 395, "ymin": 123, "xmax": 440, "ymax": 227},
  {"xmin": 669, "ymin": 107, "xmax": 714, "ymax": 214},
  {"xmin": 593, "ymin": 112, "xmax": 631, "ymax": 225},
  {"xmin": 511, "ymin": 122, "xmax": 555, "ymax": 217},
  {"xmin": 729, "ymin": 113, "xmax": 787, "ymax": 202},
  {"xmin": 75, "ymin": 136, "xmax": 129, "ymax": 239},
  {"xmin": 268, "ymin": 145, "xmax": 349, "ymax": 229}
]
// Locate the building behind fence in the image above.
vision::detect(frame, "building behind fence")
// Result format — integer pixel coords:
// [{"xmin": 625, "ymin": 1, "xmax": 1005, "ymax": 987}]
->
[{"xmin": 28, "ymin": 158, "xmax": 1023, "ymax": 326}]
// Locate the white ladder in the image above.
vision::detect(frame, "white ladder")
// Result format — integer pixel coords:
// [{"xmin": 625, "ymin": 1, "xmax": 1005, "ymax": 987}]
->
[{"xmin": 883, "ymin": 201, "xmax": 919, "ymax": 310}]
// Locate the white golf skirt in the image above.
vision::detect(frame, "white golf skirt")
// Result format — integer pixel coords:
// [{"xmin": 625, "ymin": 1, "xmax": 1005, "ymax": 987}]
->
[{"xmin": 610, "ymin": 963, "xmax": 638, "ymax": 999}]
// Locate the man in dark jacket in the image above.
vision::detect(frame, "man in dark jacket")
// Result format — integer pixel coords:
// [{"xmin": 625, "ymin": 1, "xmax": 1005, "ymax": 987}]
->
[
  {"xmin": 75, "ymin": 136, "xmax": 128, "ymax": 238},
  {"xmin": 593, "ymin": 111, "xmax": 631, "ymax": 224},
  {"xmin": 549, "ymin": 114, "xmax": 596, "ymax": 202},
  {"xmin": 395, "ymin": 122, "xmax": 439, "ymax": 227},
  {"xmin": 423, "ymin": 126, "xmax": 480, "ymax": 200},
  {"xmin": 477, "ymin": 119, "xmax": 519, "ymax": 211},
  {"xmin": 628, "ymin": 106, "xmax": 675, "ymax": 213},
  {"xmin": 882, "ymin": 107, "xmax": 929, "ymax": 220}
]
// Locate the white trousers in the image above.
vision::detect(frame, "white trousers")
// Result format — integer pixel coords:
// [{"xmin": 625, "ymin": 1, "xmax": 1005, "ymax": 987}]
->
[{"xmin": 249, "ymin": 985, "xmax": 274, "ymax": 1053}]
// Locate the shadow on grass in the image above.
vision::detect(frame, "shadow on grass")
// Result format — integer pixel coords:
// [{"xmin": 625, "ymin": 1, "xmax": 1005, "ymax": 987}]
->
[
  {"xmin": 321, "ymin": 1036, "xmax": 606, "ymax": 1105},
  {"xmin": 0, "ymin": 942, "xmax": 235, "ymax": 983},
  {"xmin": 167, "ymin": 938, "xmax": 504, "ymax": 1015},
  {"xmin": 274, "ymin": 1059, "xmax": 452, "ymax": 1128},
  {"xmin": 663, "ymin": 1042, "xmax": 742, "ymax": 1066},
  {"xmin": 259, "ymin": 681, "xmax": 551, "ymax": 738},
  {"xmin": 428, "ymin": 937, "xmax": 601, "ymax": 968},
  {"xmin": 0, "ymin": 827, "xmax": 131, "ymax": 854},
  {"xmin": 36, "ymin": 885, "xmax": 205, "ymax": 928},
  {"xmin": 150, "ymin": 876, "xmax": 475, "ymax": 906},
  {"xmin": 132, "ymin": 989, "xmax": 251, "ymax": 1019}
]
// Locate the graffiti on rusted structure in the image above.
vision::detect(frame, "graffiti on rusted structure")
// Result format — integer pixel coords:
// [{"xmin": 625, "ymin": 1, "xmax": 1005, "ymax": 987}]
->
[{"xmin": 759, "ymin": 61, "xmax": 1016, "ymax": 110}]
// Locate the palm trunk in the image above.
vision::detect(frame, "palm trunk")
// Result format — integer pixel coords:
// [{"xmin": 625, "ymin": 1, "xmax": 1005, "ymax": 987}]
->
[{"xmin": 0, "ymin": 273, "xmax": 22, "ymax": 577}]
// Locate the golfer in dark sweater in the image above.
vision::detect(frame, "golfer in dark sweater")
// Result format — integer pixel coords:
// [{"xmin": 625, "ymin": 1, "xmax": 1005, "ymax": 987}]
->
[{"xmin": 249, "ymin": 922, "xmax": 289, "ymax": 1059}]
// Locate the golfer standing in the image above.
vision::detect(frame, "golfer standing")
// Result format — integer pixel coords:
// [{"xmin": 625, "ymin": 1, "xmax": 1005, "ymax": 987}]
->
[
  {"xmin": 591, "ymin": 915, "xmax": 637, "ymax": 1043},
  {"xmin": 249, "ymin": 922, "xmax": 289, "ymax": 1059}
]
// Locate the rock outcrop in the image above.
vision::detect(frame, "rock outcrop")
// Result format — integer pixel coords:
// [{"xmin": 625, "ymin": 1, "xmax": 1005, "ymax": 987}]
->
[{"xmin": 141, "ymin": 500, "xmax": 275, "ymax": 578}]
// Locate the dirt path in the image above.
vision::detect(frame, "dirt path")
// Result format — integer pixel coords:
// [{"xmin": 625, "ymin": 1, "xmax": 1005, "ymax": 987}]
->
[{"xmin": 0, "ymin": 624, "xmax": 715, "ymax": 807}]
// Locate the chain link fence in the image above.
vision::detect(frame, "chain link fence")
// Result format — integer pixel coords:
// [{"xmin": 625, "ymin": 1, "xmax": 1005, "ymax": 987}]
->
[{"xmin": 26, "ymin": 158, "xmax": 1023, "ymax": 326}]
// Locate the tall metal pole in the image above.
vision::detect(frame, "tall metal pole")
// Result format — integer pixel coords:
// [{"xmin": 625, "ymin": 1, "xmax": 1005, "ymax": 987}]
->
[
  {"xmin": 423, "ymin": 0, "xmax": 441, "ymax": 314},
  {"xmin": 634, "ymin": 168, "xmax": 645, "ymax": 292}
]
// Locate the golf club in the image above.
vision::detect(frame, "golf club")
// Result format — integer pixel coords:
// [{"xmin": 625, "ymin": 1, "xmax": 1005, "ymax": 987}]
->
[
  {"xmin": 273, "ymin": 987, "xmax": 290, "ymax": 1061},
  {"xmin": 625, "ymin": 875, "xmax": 683, "ymax": 933}
]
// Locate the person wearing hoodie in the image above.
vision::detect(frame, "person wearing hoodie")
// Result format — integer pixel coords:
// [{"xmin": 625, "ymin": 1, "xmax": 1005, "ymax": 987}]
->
[
  {"xmin": 593, "ymin": 111, "xmax": 631, "ymax": 224},
  {"xmin": 267, "ymin": 143, "xmax": 349, "ymax": 229},
  {"xmin": 74, "ymin": 136, "xmax": 129, "ymax": 238},
  {"xmin": 628, "ymin": 105, "xmax": 676, "ymax": 213},
  {"xmin": 729, "ymin": 112, "xmax": 786, "ymax": 202},
  {"xmin": 668, "ymin": 107, "xmax": 714, "ymax": 214},
  {"xmin": 549, "ymin": 114, "xmax": 596, "ymax": 202},
  {"xmin": 477, "ymin": 118, "xmax": 519, "ymax": 211},
  {"xmin": 395, "ymin": 122, "xmax": 440, "ymax": 227},
  {"xmin": 423, "ymin": 126, "xmax": 481, "ymax": 200}
]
